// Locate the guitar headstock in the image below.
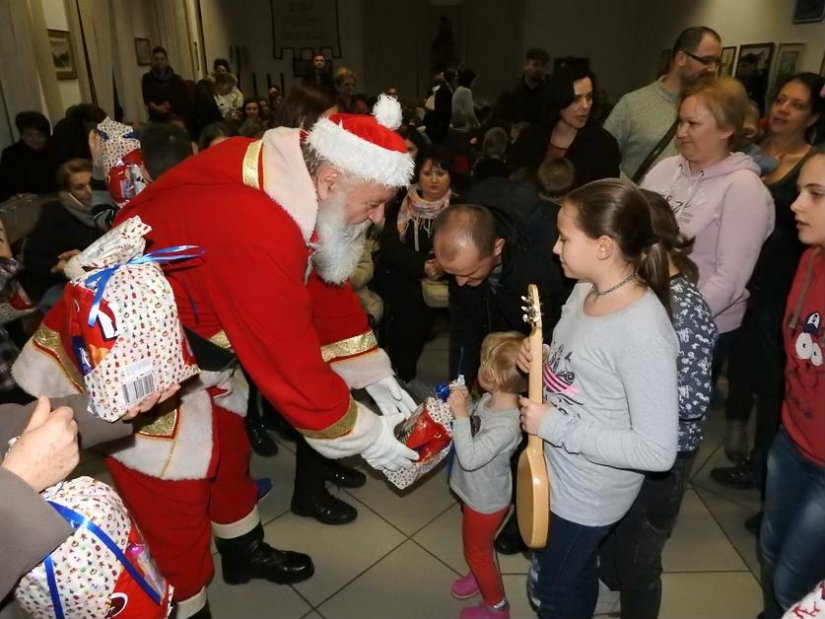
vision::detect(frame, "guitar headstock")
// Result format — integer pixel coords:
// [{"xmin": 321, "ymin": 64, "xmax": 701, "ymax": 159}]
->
[{"xmin": 521, "ymin": 284, "xmax": 542, "ymax": 331}]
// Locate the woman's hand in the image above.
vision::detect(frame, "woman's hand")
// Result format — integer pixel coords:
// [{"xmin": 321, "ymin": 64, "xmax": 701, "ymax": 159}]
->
[
  {"xmin": 519, "ymin": 396, "xmax": 550, "ymax": 435},
  {"xmin": 447, "ymin": 384, "xmax": 471, "ymax": 419},
  {"xmin": 516, "ymin": 336, "xmax": 533, "ymax": 374},
  {"xmin": 1, "ymin": 396, "xmax": 79, "ymax": 492},
  {"xmin": 50, "ymin": 249, "xmax": 82, "ymax": 274},
  {"xmin": 424, "ymin": 258, "xmax": 443, "ymax": 280}
]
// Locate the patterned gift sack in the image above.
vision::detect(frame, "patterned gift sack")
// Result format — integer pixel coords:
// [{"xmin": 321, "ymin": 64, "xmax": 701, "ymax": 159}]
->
[
  {"xmin": 0, "ymin": 283, "xmax": 35, "ymax": 325},
  {"xmin": 15, "ymin": 477, "xmax": 173, "ymax": 619},
  {"xmin": 65, "ymin": 245, "xmax": 202, "ymax": 421},
  {"xmin": 96, "ymin": 118, "xmax": 147, "ymax": 207},
  {"xmin": 383, "ymin": 396, "xmax": 454, "ymax": 489},
  {"xmin": 63, "ymin": 217, "xmax": 150, "ymax": 280}
]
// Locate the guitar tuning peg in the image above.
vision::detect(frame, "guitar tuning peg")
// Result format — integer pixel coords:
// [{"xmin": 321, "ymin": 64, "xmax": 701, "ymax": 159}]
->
[
  {"xmin": 521, "ymin": 295, "xmax": 528, "ymax": 302},
  {"xmin": 522, "ymin": 314, "xmax": 529, "ymax": 323}
]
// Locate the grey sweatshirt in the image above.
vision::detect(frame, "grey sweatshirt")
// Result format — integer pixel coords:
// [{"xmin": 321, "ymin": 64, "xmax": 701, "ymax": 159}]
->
[
  {"xmin": 604, "ymin": 78, "xmax": 680, "ymax": 180},
  {"xmin": 449, "ymin": 393, "xmax": 522, "ymax": 514},
  {"xmin": 538, "ymin": 284, "xmax": 679, "ymax": 527}
]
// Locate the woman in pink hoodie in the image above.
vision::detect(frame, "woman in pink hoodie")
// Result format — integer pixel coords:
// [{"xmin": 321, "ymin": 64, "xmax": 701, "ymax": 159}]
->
[{"xmin": 643, "ymin": 76, "xmax": 775, "ymax": 375}]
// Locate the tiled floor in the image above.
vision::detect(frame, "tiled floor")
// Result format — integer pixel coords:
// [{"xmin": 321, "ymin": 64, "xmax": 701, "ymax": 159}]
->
[{"xmin": 74, "ymin": 334, "xmax": 766, "ymax": 618}]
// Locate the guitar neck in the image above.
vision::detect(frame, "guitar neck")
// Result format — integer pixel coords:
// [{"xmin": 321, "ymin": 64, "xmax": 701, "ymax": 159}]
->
[{"xmin": 528, "ymin": 325, "xmax": 543, "ymax": 403}]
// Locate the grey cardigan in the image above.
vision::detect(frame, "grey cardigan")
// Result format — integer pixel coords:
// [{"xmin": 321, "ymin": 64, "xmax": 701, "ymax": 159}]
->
[{"xmin": 449, "ymin": 394, "xmax": 522, "ymax": 514}]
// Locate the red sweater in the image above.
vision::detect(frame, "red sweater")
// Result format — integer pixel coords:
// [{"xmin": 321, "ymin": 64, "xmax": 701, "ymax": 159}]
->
[{"xmin": 782, "ymin": 246, "xmax": 825, "ymax": 466}]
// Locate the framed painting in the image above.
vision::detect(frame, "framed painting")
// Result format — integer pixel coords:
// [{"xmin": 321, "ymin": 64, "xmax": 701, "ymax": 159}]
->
[
  {"xmin": 771, "ymin": 43, "xmax": 805, "ymax": 92},
  {"xmin": 734, "ymin": 43, "xmax": 774, "ymax": 111},
  {"xmin": 793, "ymin": 0, "xmax": 825, "ymax": 23},
  {"xmin": 48, "ymin": 29, "xmax": 76, "ymax": 80},
  {"xmin": 718, "ymin": 46, "xmax": 737, "ymax": 77},
  {"xmin": 135, "ymin": 38, "xmax": 152, "ymax": 66}
]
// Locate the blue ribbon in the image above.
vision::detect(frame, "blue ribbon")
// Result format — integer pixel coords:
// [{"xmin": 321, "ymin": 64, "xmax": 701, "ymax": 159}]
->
[
  {"xmin": 84, "ymin": 245, "xmax": 204, "ymax": 328},
  {"xmin": 44, "ymin": 501, "xmax": 163, "ymax": 617}
]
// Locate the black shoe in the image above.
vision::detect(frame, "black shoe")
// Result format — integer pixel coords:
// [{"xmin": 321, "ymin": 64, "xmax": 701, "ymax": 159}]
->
[
  {"xmin": 215, "ymin": 523, "xmax": 314, "ymax": 585},
  {"xmin": 291, "ymin": 489, "xmax": 358, "ymax": 525},
  {"xmin": 245, "ymin": 414, "xmax": 279, "ymax": 457},
  {"xmin": 324, "ymin": 461, "xmax": 367, "ymax": 488},
  {"xmin": 494, "ymin": 512, "xmax": 526, "ymax": 555},
  {"xmin": 710, "ymin": 460, "xmax": 757, "ymax": 489},
  {"xmin": 745, "ymin": 511, "xmax": 763, "ymax": 536}
]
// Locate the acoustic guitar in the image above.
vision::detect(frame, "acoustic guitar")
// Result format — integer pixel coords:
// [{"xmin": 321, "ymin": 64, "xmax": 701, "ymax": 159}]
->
[{"xmin": 516, "ymin": 284, "xmax": 550, "ymax": 548}]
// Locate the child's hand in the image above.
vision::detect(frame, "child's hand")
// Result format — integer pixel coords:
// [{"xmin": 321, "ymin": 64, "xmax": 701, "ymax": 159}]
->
[
  {"xmin": 447, "ymin": 385, "xmax": 470, "ymax": 419},
  {"xmin": 516, "ymin": 337, "xmax": 533, "ymax": 374},
  {"xmin": 519, "ymin": 396, "xmax": 550, "ymax": 435}
]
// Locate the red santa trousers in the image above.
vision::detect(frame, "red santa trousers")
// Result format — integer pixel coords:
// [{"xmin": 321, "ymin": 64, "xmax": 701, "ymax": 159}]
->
[{"xmin": 106, "ymin": 405, "xmax": 257, "ymax": 601}]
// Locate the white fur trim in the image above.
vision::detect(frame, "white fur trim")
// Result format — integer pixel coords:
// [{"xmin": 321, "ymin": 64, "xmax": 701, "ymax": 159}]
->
[
  {"xmin": 307, "ymin": 118, "xmax": 413, "ymax": 187},
  {"xmin": 330, "ymin": 348, "xmax": 394, "ymax": 389},
  {"xmin": 372, "ymin": 94, "xmax": 403, "ymax": 130},
  {"xmin": 106, "ymin": 385, "xmax": 213, "ymax": 480},
  {"xmin": 200, "ymin": 366, "xmax": 249, "ymax": 416},
  {"xmin": 175, "ymin": 587, "xmax": 207, "ymax": 619},
  {"xmin": 305, "ymin": 400, "xmax": 379, "ymax": 460},
  {"xmin": 261, "ymin": 127, "xmax": 319, "ymax": 243},
  {"xmin": 12, "ymin": 340, "xmax": 80, "ymax": 398},
  {"xmin": 212, "ymin": 506, "xmax": 259, "ymax": 539}
]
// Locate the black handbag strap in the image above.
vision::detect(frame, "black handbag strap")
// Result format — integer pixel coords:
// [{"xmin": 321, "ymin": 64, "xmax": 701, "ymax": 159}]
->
[{"xmin": 631, "ymin": 119, "xmax": 678, "ymax": 184}]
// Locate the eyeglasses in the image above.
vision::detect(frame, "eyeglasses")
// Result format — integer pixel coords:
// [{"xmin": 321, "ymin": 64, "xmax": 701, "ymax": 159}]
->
[{"xmin": 682, "ymin": 51, "xmax": 722, "ymax": 67}]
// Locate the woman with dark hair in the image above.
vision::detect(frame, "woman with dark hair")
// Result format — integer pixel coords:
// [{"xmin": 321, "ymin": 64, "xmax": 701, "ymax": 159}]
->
[
  {"xmin": 0, "ymin": 111, "xmax": 58, "ymax": 201},
  {"xmin": 197, "ymin": 121, "xmax": 236, "ymax": 151},
  {"xmin": 377, "ymin": 146, "xmax": 455, "ymax": 397},
  {"xmin": 272, "ymin": 84, "xmax": 332, "ymax": 130},
  {"xmin": 712, "ymin": 72, "xmax": 825, "ymax": 487},
  {"xmin": 509, "ymin": 65, "xmax": 620, "ymax": 188}
]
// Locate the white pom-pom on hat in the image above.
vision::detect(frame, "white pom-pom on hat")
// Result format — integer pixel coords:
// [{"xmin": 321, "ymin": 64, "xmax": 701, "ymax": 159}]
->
[{"xmin": 372, "ymin": 94, "xmax": 403, "ymax": 130}]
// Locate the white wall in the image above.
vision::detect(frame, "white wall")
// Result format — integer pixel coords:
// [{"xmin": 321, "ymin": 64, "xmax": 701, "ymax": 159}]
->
[
  {"xmin": 630, "ymin": 0, "xmax": 825, "ymax": 94},
  {"xmin": 521, "ymin": 0, "xmax": 640, "ymax": 100},
  {"xmin": 40, "ymin": 0, "xmax": 81, "ymax": 117},
  {"xmin": 199, "ymin": 0, "xmax": 365, "ymax": 99}
]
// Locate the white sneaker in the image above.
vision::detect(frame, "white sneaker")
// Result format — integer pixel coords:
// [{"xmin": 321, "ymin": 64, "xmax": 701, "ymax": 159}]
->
[{"xmin": 593, "ymin": 579, "xmax": 621, "ymax": 617}]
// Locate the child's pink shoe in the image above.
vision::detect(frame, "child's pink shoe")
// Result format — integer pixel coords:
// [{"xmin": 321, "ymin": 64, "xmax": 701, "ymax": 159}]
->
[
  {"xmin": 459, "ymin": 601, "xmax": 510, "ymax": 619},
  {"xmin": 450, "ymin": 573, "xmax": 479, "ymax": 599}
]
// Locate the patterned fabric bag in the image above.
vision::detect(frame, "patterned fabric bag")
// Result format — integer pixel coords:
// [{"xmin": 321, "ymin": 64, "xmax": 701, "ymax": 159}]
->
[{"xmin": 15, "ymin": 477, "xmax": 173, "ymax": 619}]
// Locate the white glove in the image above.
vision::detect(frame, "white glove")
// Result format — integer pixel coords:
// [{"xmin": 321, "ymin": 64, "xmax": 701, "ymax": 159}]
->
[
  {"xmin": 304, "ymin": 402, "xmax": 419, "ymax": 472},
  {"xmin": 362, "ymin": 412, "xmax": 419, "ymax": 472},
  {"xmin": 365, "ymin": 376, "xmax": 416, "ymax": 418}
]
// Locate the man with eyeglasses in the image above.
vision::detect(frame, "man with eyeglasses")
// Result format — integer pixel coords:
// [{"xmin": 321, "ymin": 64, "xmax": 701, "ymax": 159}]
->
[{"xmin": 604, "ymin": 26, "xmax": 722, "ymax": 182}]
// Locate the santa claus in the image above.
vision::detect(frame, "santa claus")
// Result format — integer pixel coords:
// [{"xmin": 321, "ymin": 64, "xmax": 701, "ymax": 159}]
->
[{"xmin": 13, "ymin": 95, "xmax": 418, "ymax": 618}]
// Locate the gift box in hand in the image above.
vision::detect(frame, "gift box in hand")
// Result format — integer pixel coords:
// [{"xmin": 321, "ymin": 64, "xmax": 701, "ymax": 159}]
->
[
  {"xmin": 15, "ymin": 477, "xmax": 173, "ymax": 619},
  {"xmin": 383, "ymin": 397, "xmax": 454, "ymax": 490}
]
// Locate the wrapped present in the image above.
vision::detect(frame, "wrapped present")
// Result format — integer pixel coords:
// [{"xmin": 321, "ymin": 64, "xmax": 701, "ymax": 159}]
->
[
  {"xmin": 15, "ymin": 477, "xmax": 173, "ymax": 619},
  {"xmin": 96, "ymin": 118, "xmax": 147, "ymax": 207},
  {"xmin": 64, "ymin": 217, "xmax": 151, "ymax": 280},
  {"xmin": 0, "ymin": 283, "xmax": 35, "ymax": 325},
  {"xmin": 383, "ymin": 396, "xmax": 454, "ymax": 490},
  {"xmin": 65, "ymin": 245, "xmax": 202, "ymax": 421}
]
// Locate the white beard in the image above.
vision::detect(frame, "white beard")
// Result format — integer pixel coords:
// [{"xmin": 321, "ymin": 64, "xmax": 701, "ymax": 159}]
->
[{"xmin": 312, "ymin": 190, "xmax": 370, "ymax": 284}]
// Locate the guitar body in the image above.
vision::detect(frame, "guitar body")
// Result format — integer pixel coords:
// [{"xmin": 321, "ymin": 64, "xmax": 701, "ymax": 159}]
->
[{"xmin": 516, "ymin": 284, "xmax": 551, "ymax": 548}]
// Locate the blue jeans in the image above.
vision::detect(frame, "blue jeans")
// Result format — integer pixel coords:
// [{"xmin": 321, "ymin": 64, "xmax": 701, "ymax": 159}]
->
[
  {"xmin": 759, "ymin": 428, "xmax": 825, "ymax": 619},
  {"xmin": 528, "ymin": 512, "xmax": 613, "ymax": 619},
  {"xmin": 598, "ymin": 451, "xmax": 697, "ymax": 619}
]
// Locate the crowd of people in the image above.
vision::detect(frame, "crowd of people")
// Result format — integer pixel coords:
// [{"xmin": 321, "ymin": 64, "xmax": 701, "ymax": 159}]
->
[{"xmin": 0, "ymin": 23, "xmax": 824, "ymax": 619}]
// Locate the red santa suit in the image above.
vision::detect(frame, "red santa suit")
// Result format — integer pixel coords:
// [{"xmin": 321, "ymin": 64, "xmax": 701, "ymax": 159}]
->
[{"xmin": 12, "ymin": 107, "xmax": 415, "ymax": 613}]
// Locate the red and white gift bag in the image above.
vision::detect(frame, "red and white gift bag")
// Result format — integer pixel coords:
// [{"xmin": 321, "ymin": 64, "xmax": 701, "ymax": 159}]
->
[
  {"xmin": 15, "ymin": 477, "xmax": 173, "ymax": 619},
  {"xmin": 383, "ymin": 397, "xmax": 454, "ymax": 490}
]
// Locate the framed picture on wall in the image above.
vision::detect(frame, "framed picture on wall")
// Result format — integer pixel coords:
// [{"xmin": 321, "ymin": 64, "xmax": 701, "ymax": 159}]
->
[
  {"xmin": 734, "ymin": 43, "xmax": 774, "ymax": 112},
  {"xmin": 771, "ymin": 43, "xmax": 805, "ymax": 92},
  {"xmin": 48, "ymin": 29, "xmax": 76, "ymax": 80},
  {"xmin": 792, "ymin": 0, "xmax": 825, "ymax": 23},
  {"xmin": 134, "ymin": 38, "xmax": 152, "ymax": 66},
  {"xmin": 718, "ymin": 46, "xmax": 737, "ymax": 77}
]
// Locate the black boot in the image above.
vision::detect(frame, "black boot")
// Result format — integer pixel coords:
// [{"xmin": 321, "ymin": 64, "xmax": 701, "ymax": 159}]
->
[
  {"xmin": 291, "ymin": 486, "xmax": 358, "ymax": 525},
  {"xmin": 324, "ymin": 459, "xmax": 367, "ymax": 488},
  {"xmin": 494, "ymin": 511, "xmax": 527, "ymax": 555},
  {"xmin": 245, "ymin": 384, "xmax": 278, "ymax": 457},
  {"xmin": 215, "ymin": 523, "xmax": 314, "ymax": 585}
]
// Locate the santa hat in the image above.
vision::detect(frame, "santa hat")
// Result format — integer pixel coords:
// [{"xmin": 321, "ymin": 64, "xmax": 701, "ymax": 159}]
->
[{"xmin": 306, "ymin": 94, "xmax": 414, "ymax": 187}]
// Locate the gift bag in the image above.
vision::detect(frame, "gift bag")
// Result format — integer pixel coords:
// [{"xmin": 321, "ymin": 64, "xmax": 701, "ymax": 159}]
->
[
  {"xmin": 15, "ymin": 477, "xmax": 173, "ymax": 619},
  {"xmin": 64, "ymin": 217, "xmax": 151, "ymax": 280},
  {"xmin": 65, "ymin": 246, "xmax": 202, "ymax": 421},
  {"xmin": 383, "ymin": 396, "xmax": 454, "ymax": 489},
  {"xmin": 96, "ymin": 118, "xmax": 147, "ymax": 207},
  {"xmin": 0, "ymin": 283, "xmax": 35, "ymax": 325}
]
